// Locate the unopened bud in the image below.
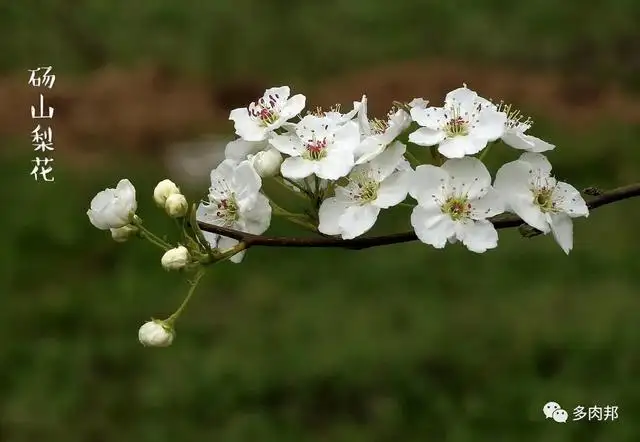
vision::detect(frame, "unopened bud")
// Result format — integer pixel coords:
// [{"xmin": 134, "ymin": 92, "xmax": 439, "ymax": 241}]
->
[
  {"xmin": 110, "ymin": 224, "xmax": 138, "ymax": 243},
  {"xmin": 153, "ymin": 179, "xmax": 180, "ymax": 207},
  {"xmin": 250, "ymin": 148, "xmax": 283, "ymax": 178},
  {"xmin": 161, "ymin": 245, "xmax": 190, "ymax": 270},
  {"xmin": 165, "ymin": 193, "xmax": 188, "ymax": 218},
  {"xmin": 138, "ymin": 320, "xmax": 174, "ymax": 347}
]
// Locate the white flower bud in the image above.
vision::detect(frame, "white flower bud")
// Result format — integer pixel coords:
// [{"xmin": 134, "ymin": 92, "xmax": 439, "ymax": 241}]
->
[
  {"xmin": 250, "ymin": 148, "xmax": 283, "ymax": 178},
  {"xmin": 161, "ymin": 246, "xmax": 190, "ymax": 270},
  {"xmin": 138, "ymin": 320, "xmax": 174, "ymax": 347},
  {"xmin": 110, "ymin": 224, "xmax": 138, "ymax": 242},
  {"xmin": 165, "ymin": 193, "xmax": 188, "ymax": 218},
  {"xmin": 153, "ymin": 179, "xmax": 180, "ymax": 207}
]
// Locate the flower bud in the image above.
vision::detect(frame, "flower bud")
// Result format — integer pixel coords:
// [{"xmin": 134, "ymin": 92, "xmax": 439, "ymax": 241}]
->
[
  {"xmin": 165, "ymin": 193, "xmax": 188, "ymax": 218},
  {"xmin": 110, "ymin": 224, "xmax": 138, "ymax": 242},
  {"xmin": 138, "ymin": 320, "xmax": 174, "ymax": 347},
  {"xmin": 161, "ymin": 246, "xmax": 190, "ymax": 270},
  {"xmin": 153, "ymin": 179, "xmax": 180, "ymax": 207},
  {"xmin": 250, "ymin": 148, "xmax": 283, "ymax": 178}
]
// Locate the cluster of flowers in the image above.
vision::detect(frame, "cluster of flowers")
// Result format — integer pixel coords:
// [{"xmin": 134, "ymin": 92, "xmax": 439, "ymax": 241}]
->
[{"xmin": 87, "ymin": 85, "xmax": 590, "ymax": 347}]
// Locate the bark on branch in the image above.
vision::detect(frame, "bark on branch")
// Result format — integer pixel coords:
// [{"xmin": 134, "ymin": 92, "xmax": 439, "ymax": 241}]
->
[{"xmin": 197, "ymin": 183, "xmax": 640, "ymax": 250}]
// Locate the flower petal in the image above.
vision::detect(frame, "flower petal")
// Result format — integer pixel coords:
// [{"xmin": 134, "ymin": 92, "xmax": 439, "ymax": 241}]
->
[
  {"xmin": 410, "ymin": 106, "xmax": 446, "ymax": 130},
  {"xmin": 409, "ymin": 164, "xmax": 449, "ymax": 207},
  {"xmin": 232, "ymin": 161, "xmax": 262, "ymax": 201},
  {"xmin": 549, "ymin": 212, "xmax": 574, "ymax": 254},
  {"xmin": 411, "ymin": 206, "xmax": 455, "ymax": 249},
  {"xmin": 318, "ymin": 197, "xmax": 348, "ymax": 236},
  {"xmin": 438, "ymin": 136, "xmax": 482, "ymax": 158},
  {"xmin": 552, "ymin": 182, "xmax": 589, "ymax": 218},
  {"xmin": 517, "ymin": 152, "xmax": 553, "ymax": 175},
  {"xmin": 375, "ymin": 171, "xmax": 410, "ymax": 208},
  {"xmin": 338, "ymin": 204, "xmax": 380, "ymax": 239},
  {"xmin": 280, "ymin": 157, "xmax": 317, "ymax": 179},
  {"xmin": 470, "ymin": 187, "xmax": 504, "ymax": 220},
  {"xmin": 282, "ymin": 94, "xmax": 306, "ymax": 119},
  {"xmin": 441, "ymin": 157, "xmax": 491, "ymax": 199},
  {"xmin": 473, "ymin": 108, "xmax": 507, "ymax": 141},
  {"xmin": 225, "ymin": 138, "xmax": 266, "ymax": 161},
  {"xmin": 269, "ymin": 133, "xmax": 302, "ymax": 156},
  {"xmin": 455, "ymin": 219, "xmax": 499, "ymax": 253},
  {"xmin": 316, "ymin": 150, "xmax": 354, "ymax": 180},
  {"xmin": 408, "ymin": 127, "xmax": 445, "ymax": 146}
]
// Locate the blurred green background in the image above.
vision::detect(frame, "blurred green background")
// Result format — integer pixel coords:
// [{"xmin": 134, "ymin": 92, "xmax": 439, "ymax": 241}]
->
[{"xmin": 1, "ymin": 1, "xmax": 639, "ymax": 441}]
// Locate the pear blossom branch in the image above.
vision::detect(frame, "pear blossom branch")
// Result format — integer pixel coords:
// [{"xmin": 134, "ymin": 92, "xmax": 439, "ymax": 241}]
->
[{"xmin": 197, "ymin": 183, "xmax": 640, "ymax": 250}]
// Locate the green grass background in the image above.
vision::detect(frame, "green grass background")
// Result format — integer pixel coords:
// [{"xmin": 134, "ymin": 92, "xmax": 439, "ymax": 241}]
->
[{"xmin": 1, "ymin": 1, "xmax": 640, "ymax": 441}]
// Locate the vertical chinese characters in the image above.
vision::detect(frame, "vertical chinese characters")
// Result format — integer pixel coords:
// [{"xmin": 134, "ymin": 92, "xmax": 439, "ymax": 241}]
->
[{"xmin": 28, "ymin": 66, "xmax": 56, "ymax": 182}]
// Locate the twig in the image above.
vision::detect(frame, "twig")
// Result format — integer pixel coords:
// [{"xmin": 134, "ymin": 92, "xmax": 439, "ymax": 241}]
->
[{"xmin": 197, "ymin": 183, "xmax": 640, "ymax": 250}]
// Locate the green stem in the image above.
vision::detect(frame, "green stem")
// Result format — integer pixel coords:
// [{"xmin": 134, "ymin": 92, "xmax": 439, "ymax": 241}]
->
[
  {"xmin": 133, "ymin": 217, "xmax": 173, "ymax": 250},
  {"xmin": 164, "ymin": 267, "xmax": 206, "ymax": 326},
  {"xmin": 399, "ymin": 202, "xmax": 416, "ymax": 208},
  {"xmin": 273, "ymin": 177, "xmax": 308, "ymax": 200},
  {"xmin": 283, "ymin": 177, "xmax": 310, "ymax": 195}
]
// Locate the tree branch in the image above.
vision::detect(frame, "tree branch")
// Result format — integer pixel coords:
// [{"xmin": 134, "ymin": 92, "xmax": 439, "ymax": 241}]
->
[{"xmin": 197, "ymin": 183, "xmax": 640, "ymax": 250}]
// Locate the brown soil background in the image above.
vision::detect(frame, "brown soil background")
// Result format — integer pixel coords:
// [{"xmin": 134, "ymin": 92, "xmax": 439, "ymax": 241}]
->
[{"xmin": 4, "ymin": 59, "xmax": 639, "ymax": 166}]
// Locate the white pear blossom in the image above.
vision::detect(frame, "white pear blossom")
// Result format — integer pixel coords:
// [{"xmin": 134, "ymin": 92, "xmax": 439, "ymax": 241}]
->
[
  {"xmin": 318, "ymin": 141, "xmax": 410, "ymax": 239},
  {"xmin": 161, "ymin": 246, "xmax": 190, "ymax": 270},
  {"xmin": 494, "ymin": 152, "xmax": 588, "ymax": 254},
  {"xmin": 319, "ymin": 95, "xmax": 367, "ymax": 126},
  {"xmin": 197, "ymin": 159, "xmax": 272, "ymax": 264},
  {"xmin": 472, "ymin": 101, "xmax": 555, "ymax": 153},
  {"xmin": 87, "ymin": 179, "xmax": 137, "ymax": 230},
  {"xmin": 409, "ymin": 157, "xmax": 505, "ymax": 253},
  {"xmin": 409, "ymin": 86, "xmax": 506, "ymax": 158},
  {"xmin": 269, "ymin": 114, "xmax": 360, "ymax": 180},
  {"xmin": 153, "ymin": 179, "xmax": 180, "ymax": 207},
  {"xmin": 249, "ymin": 148, "xmax": 283, "ymax": 178},
  {"xmin": 355, "ymin": 107, "xmax": 411, "ymax": 164},
  {"xmin": 138, "ymin": 320, "xmax": 174, "ymax": 347},
  {"xmin": 224, "ymin": 138, "xmax": 270, "ymax": 162},
  {"xmin": 110, "ymin": 224, "xmax": 138, "ymax": 243},
  {"xmin": 408, "ymin": 97, "xmax": 429, "ymax": 109},
  {"xmin": 229, "ymin": 86, "xmax": 306, "ymax": 142},
  {"xmin": 165, "ymin": 193, "xmax": 188, "ymax": 218}
]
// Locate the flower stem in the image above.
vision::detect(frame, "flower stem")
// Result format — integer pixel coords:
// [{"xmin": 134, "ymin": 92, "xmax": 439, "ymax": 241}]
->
[
  {"xmin": 164, "ymin": 267, "xmax": 206, "ymax": 326},
  {"xmin": 272, "ymin": 177, "xmax": 308, "ymax": 200},
  {"xmin": 134, "ymin": 221, "xmax": 173, "ymax": 251}
]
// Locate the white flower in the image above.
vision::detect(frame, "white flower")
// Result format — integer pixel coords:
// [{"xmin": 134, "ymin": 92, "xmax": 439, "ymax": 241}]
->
[
  {"xmin": 138, "ymin": 320, "xmax": 174, "ymax": 347},
  {"xmin": 318, "ymin": 141, "xmax": 410, "ymax": 239},
  {"xmin": 224, "ymin": 138, "xmax": 269, "ymax": 162},
  {"xmin": 165, "ymin": 193, "xmax": 188, "ymax": 218},
  {"xmin": 408, "ymin": 98, "xmax": 429, "ymax": 109},
  {"xmin": 249, "ymin": 148, "xmax": 283, "ymax": 178},
  {"xmin": 110, "ymin": 224, "xmax": 138, "ymax": 243},
  {"xmin": 494, "ymin": 152, "xmax": 589, "ymax": 254},
  {"xmin": 197, "ymin": 159, "xmax": 272, "ymax": 264},
  {"xmin": 269, "ymin": 114, "xmax": 360, "ymax": 180},
  {"xmin": 153, "ymin": 179, "xmax": 180, "ymax": 208},
  {"xmin": 409, "ymin": 86, "xmax": 506, "ymax": 158},
  {"xmin": 355, "ymin": 107, "xmax": 411, "ymax": 164},
  {"xmin": 495, "ymin": 102, "xmax": 554, "ymax": 152},
  {"xmin": 322, "ymin": 95, "xmax": 367, "ymax": 126},
  {"xmin": 409, "ymin": 157, "xmax": 505, "ymax": 253},
  {"xmin": 161, "ymin": 245, "xmax": 190, "ymax": 270},
  {"xmin": 229, "ymin": 86, "xmax": 306, "ymax": 142},
  {"xmin": 87, "ymin": 179, "xmax": 137, "ymax": 230}
]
